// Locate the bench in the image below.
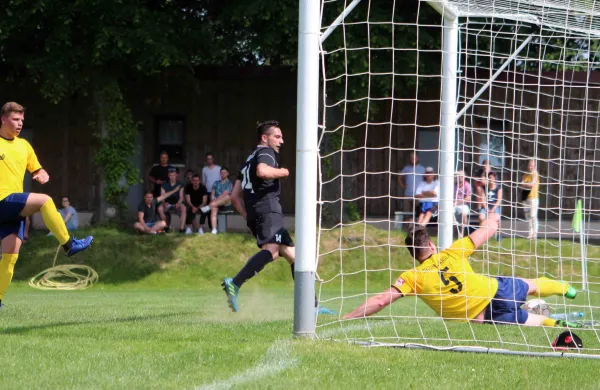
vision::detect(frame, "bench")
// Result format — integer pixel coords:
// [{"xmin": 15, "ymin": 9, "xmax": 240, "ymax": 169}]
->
[{"xmin": 167, "ymin": 205, "xmax": 235, "ymax": 233}]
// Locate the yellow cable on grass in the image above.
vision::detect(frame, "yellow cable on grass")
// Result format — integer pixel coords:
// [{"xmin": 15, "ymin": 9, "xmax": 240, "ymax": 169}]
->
[{"xmin": 28, "ymin": 245, "xmax": 99, "ymax": 290}]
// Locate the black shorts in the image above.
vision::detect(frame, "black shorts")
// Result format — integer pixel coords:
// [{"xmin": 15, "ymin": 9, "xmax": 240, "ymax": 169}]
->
[{"xmin": 247, "ymin": 212, "xmax": 294, "ymax": 248}]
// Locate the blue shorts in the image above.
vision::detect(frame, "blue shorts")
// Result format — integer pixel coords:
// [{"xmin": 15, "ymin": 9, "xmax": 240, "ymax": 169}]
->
[
  {"xmin": 479, "ymin": 207, "xmax": 502, "ymax": 216},
  {"xmin": 485, "ymin": 277, "xmax": 529, "ymax": 324},
  {"xmin": 146, "ymin": 222, "xmax": 156, "ymax": 228},
  {"xmin": 420, "ymin": 202, "xmax": 438, "ymax": 214},
  {"xmin": 0, "ymin": 193, "xmax": 30, "ymax": 241}
]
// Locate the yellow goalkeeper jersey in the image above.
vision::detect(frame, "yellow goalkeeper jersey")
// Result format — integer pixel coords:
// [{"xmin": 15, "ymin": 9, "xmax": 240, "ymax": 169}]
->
[
  {"xmin": 393, "ymin": 237, "xmax": 498, "ymax": 321},
  {"xmin": 0, "ymin": 135, "xmax": 42, "ymax": 201}
]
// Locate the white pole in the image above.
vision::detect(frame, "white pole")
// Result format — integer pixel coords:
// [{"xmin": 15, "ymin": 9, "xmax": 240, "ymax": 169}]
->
[
  {"xmin": 294, "ymin": 0, "xmax": 320, "ymax": 338},
  {"xmin": 580, "ymin": 217, "xmax": 588, "ymax": 291},
  {"xmin": 438, "ymin": 17, "xmax": 459, "ymax": 250}
]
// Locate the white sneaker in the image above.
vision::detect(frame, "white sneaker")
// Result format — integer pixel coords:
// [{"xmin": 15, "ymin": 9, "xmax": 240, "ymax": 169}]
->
[
  {"xmin": 185, "ymin": 227, "xmax": 192, "ymax": 235},
  {"xmin": 197, "ymin": 228, "xmax": 204, "ymax": 235},
  {"xmin": 211, "ymin": 229, "xmax": 218, "ymax": 235}
]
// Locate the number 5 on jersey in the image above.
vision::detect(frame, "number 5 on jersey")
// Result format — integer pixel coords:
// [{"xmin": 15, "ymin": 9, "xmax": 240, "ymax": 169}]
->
[{"xmin": 439, "ymin": 266, "xmax": 463, "ymax": 294}]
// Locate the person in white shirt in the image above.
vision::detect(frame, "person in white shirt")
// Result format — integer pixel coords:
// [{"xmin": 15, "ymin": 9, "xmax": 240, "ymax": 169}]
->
[
  {"xmin": 414, "ymin": 166, "xmax": 440, "ymax": 225},
  {"xmin": 202, "ymin": 153, "xmax": 221, "ymax": 193},
  {"xmin": 398, "ymin": 152, "xmax": 425, "ymax": 228}
]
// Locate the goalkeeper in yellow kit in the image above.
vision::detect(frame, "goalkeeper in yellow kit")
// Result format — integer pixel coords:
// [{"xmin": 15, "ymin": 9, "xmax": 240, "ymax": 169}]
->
[
  {"xmin": 344, "ymin": 213, "xmax": 579, "ymax": 328},
  {"xmin": 0, "ymin": 102, "xmax": 93, "ymax": 309}
]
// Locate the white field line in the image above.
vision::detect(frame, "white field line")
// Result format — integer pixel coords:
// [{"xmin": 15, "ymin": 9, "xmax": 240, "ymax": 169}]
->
[{"xmin": 196, "ymin": 339, "xmax": 298, "ymax": 390}]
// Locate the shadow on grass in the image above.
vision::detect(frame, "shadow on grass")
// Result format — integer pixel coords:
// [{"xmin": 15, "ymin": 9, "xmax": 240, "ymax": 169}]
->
[{"xmin": 0, "ymin": 311, "xmax": 194, "ymax": 335}]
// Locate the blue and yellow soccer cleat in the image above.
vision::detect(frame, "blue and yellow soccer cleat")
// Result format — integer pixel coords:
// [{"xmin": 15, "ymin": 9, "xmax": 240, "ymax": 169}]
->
[
  {"xmin": 222, "ymin": 278, "xmax": 239, "ymax": 312},
  {"xmin": 66, "ymin": 236, "xmax": 94, "ymax": 257}
]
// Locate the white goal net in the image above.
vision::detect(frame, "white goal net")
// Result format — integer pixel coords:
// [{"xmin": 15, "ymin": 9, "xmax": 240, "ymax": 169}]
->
[{"xmin": 315, "ymin": 0, "xmax": 600, "ymax": 357}]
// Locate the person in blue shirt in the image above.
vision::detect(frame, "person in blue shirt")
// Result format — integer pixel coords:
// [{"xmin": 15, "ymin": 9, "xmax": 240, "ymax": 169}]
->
[
  {"xmin": 59, "ymin": 196, "xmax": 79, "ymax": 231},
  {"xmin": 209, "ymin": 167, "xmax": 233, "ymax": 234}
]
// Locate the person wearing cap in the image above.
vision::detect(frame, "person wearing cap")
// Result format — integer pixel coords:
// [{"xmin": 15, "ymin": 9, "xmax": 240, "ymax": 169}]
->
[
  {"xmin": 343, "ymin": 215, "xmax": 580, "ymax": 329},
  {"xmin": 158, "ymin": 167, "xmax": 187, "ymax": 233},
  {"xmin": 454, "ymin": 170, "xmax": 472, "ymax": 237},
  {"xmin": 414, "ymin": 167, "xmax": 440, "ymax": 225},
  {"xmin": 398, "ymin": 152, "xmax": 425, "ymax": 229}
]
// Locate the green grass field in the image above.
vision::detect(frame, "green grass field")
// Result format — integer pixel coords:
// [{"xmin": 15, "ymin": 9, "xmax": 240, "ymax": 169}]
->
[{"xmin": 2, "ymin": 227, "xmax": 600, "ymax": 389}]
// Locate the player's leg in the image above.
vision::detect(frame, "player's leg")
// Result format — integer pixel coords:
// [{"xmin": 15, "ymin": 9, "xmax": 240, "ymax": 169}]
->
[
  {"xmin": 0, "ymin": 229, "xmax": 23, "ymax": 306},
  {"xmin": 521, "ymin": 277, "xmax": 576, "ymax": 299},
  {"xmin": 17, "ymin": 193, "xmax": 92, "ymax": 256}
]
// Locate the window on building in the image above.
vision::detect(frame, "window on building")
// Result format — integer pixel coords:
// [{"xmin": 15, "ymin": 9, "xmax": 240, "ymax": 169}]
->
[{"xmin": 156, "ymin": 116, "xmax": 185, "ymax": 165}]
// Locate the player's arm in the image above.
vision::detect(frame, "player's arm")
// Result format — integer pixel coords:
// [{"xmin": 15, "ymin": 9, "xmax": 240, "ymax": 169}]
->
[
  {"xmin": 521, "ymin": 174, "xmax": 538, "ymax": 189},
  {"xmin": 64, "ymin": 211, "xmax": 73, "ymax": 223},
  {"xmin": 230, "ymin": 179, "xmax": 247, "ymax": 219},
  {"xmin": 156, "ymin": 186, "xmax": 181, "ymax": 203},
  {"xmin": 256, "ymin": 163, "xmax": 289, "ymax": 180},
  {"xmin": 469, "ymin": 212, "xmax": 500, "ymax": 249},
  {"xmin": 343, "ymin": 288, "xmax": 403, "ymax": 319}
]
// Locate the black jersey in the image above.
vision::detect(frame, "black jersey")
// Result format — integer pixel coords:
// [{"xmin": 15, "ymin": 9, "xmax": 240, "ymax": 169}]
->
[{"xmin": 239, "ymin": 145, "xmax": 283, "ymax": 216}]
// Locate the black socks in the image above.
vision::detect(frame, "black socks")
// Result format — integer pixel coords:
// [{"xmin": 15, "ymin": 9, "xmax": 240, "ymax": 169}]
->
[
  {"xmin": 232, "ymin": 250, "xmax": 274, "ymax": 288},
  {"xmin": 62, "ymin": 237, "xmax": 73, "ymax": 253}
]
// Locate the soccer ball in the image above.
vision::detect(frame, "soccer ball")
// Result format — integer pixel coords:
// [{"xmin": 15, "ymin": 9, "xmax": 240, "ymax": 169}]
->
[{"xmin": 523, "ymin": 299, "xmax": 551, "ymax": 316}]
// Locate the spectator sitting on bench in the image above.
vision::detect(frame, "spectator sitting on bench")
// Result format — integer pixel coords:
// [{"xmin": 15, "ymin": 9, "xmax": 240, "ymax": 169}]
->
[
  {"xmin": 185, "ymin": 174, "xmax": 210, "ymax": 235},
  {"xmin": 158, "ymin": 167, "xmax": 187, "ymax": 233},
  {"xmin": 48, "ymin": 196, "xmax": 78, "ymax": 236},
  {"xmin": 454, "ymin": 171, "xmax": 472, "ymax": 238},
  {"xmin": 209, "ymin": 166, "xmax": 233, "ymax": 234},
  {"xmin": 134, "ymin": 186, "xmax": 181, "ymax": 234},
  {"xmin": 414, "ymin": 166, "xmax": 439, "ymax": 226}
]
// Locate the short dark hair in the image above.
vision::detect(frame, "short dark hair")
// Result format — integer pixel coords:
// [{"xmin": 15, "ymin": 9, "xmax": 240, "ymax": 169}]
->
[
  {"xmin": 405, "ymin": 224, "xmax": 431, "ymax": 260},
  {"xmin": 221, "ymin": 166, "xmax": 229, "ymax": 172},
  {"xmin": 186, "ymin": 169, "xmax": 194, "ymax": 174},
  {"xmin": 488, "ymin": 171, "xmax": 496, "ymax": 179},
  {"xmin": 192, "ymin": 174, "xmax": 201, "ymax": 179},
  {"xmin": 257, "ymin": 120, "xmax": 280, "ymax": 141},
  {"xmin": 206, "ymin": 153, "xmax": 214, "ymax": 158},
  {"xmin": 160, "ymin": 151, "xmax": 169, "ymax": 156},
  {"xmin": 144, "ymin": 190, "xmax": 154, "ymax": 196}
]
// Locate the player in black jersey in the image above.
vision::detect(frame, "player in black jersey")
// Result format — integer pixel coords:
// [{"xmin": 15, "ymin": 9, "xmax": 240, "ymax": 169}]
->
[{"xmin": 222, "ymin": 120, "xmax": 295, "ymax": 312}]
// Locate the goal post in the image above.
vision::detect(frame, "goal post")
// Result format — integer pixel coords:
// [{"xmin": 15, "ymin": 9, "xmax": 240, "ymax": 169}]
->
[{"xmin": 294, "ymin": 0, "xmax": 321, "ymax": 338}]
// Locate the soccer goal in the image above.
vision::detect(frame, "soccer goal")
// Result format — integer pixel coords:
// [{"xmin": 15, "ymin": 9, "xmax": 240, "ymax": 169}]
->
[{"xmin": 294, "ymin": 0, "xmax": 600, "ymax": 358}]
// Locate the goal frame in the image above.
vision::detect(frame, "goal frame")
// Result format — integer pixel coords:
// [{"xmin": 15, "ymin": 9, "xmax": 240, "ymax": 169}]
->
[{"xmin": 293, "ymin": 0, "xmax": 595, "ymax": 346}]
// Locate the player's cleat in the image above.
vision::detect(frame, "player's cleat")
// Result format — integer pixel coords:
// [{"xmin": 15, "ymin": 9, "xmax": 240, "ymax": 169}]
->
[
  {"xmin": 317, "ymin": 306, "xmax": 338, "ymax": 315},
  {"xmin": 565, "ymin": 286, "xmax": 577, "ymax": 299},
  {"xmin": 555, "ymin": 319, "xmax": 582, "ymax": 328},
  {"xmin": 222, "ymin": 278, "xmax": 239, "ymax": 312},
  {"xmin": 66, "ymin": 236, "xmax": 94, "ymax": 257}
]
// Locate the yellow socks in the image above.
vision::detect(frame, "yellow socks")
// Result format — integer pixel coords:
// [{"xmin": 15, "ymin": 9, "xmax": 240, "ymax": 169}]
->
[
  {"xmin": 535, "ymin": 277, "xmax": 569, "ymax": 297},
  {"xmin": 542, "ymin": 318, "xmax": 557, "ymax": 327},
  {"xmin": 41, "ymin": 198, "xmax": 70, "ymax": 245},
  {"xmin": 0, "ymin": 253, "xmax": 19, "ymax": 300}
]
